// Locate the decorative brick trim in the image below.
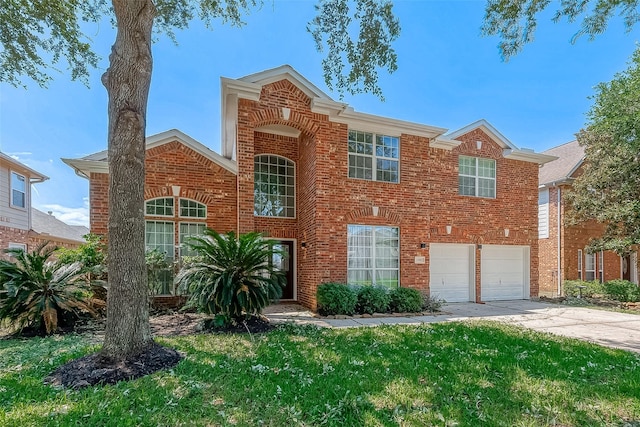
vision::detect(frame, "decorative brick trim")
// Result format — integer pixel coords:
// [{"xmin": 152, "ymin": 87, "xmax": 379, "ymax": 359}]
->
[
  {"xmin": 346, "ymin": 206, "xmax": 401, "ymax": 224},
  {"xmin": 249, "ymin": 108, "xmax": 321, "ymax": 137},
  {"xmin": 429, "ymin": 225, "xmax": 475, "ymax": 241}
]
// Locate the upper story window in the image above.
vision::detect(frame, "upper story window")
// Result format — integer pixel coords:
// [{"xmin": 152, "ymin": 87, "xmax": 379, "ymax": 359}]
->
[
  {"xmin": 180, "ymin": 199, "xmax": 206, "ymax": 218},
  {"xmin": 348, "ymin": 130, "xmax": 399, "ymax": 183},
  {"xmin": 146, "ymin": 197, "xmax": 174, "ymax": 217},
  {"xmin": 10, "ymin": 172, "xmax": 26, "ymax": 208},
  {"xmin": 254, "ymin": 155, "xmax": 295, "ymax": 218},
  {"xmin": 459, "ymin": 156, "xmax": 496, "ymax": 198}
]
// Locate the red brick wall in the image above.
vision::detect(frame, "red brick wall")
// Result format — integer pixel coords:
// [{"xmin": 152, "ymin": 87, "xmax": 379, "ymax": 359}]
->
[
  {"xmin": 0, "ymin": 225, "xmax": 30, "ymax": 257},
  {"xmin": 89, "ymin": 140, "xmax": 238, "ymax": 242},
  {"xmin": 234, "ymin": 79, "xmax": 540, "ymax": 308},
  {"xmin": 539, "ymin": 186, "xmax": 561, "ymax": 295}
]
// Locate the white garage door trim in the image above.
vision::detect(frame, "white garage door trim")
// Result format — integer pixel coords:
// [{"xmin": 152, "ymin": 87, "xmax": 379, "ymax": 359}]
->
[
  {"xmin": 429, "ymin": 243, "xmax": 475, "ymax": 302},
  {"xmin": 481, "ymin": 245, "xmax": 530, "ymax": 301}
]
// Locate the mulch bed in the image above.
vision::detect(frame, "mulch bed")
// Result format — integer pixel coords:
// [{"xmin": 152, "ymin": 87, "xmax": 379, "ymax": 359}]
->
[{"xmin": 45, "ymin": 343, "xmax": 182, "ymax": 389}]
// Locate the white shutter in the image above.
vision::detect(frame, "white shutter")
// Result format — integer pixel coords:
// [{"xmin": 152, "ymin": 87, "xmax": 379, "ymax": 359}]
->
[{"xmin": 538, "ymin": 188, "xmax": 549, "ymax": 238}]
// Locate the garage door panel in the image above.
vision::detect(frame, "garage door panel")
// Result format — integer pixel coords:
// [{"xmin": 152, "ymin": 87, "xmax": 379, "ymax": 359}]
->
[
  {"xmin": 429, "ymin": 244, "xmax": 474, "ymax": 302},
  {"xmin": 481, "ymin": 245, "xmax": 528, "ymax": 301}
]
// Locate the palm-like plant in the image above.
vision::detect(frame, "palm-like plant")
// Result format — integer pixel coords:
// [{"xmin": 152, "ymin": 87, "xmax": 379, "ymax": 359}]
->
[
  {"xmin": 175, "ymin": 230, "xmax": 286, "ymax": 321},
  {"xmin": 0, "ymin": 242, "xmax": 97, "ymax": 334}
]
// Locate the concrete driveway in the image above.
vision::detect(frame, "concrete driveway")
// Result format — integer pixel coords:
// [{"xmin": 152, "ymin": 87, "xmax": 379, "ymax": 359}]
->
[{"xmin": 265, "ymin": 300, "xmax": 640, "ymax": 353}]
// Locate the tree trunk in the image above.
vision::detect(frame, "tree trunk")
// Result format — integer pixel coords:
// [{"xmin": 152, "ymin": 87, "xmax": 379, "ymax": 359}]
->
[{"xmin": 100, "ymin": 0, "xmax": 155, "ymax": 360}]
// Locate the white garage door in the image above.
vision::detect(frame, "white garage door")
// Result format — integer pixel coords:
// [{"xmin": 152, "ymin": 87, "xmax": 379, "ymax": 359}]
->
[
  {"xmin": 429, "ymin": 244, "xmax": 475, "ymax": 302},
  {"xmin": 481, "ymin": 245, "xmax": 530, "ymax": 301}
]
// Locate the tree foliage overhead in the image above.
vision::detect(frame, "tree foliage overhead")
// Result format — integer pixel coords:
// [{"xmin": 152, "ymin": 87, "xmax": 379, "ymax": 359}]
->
[
  {"xmin": 2, "ymin": 0, "xmax": 400, "ymax": 98},
  {"xmin": 565, "ymin": 47, "xmax": 640, "ymax": 254},
  {"xmin": 308, "ymin": 0, "xmax": 399, "ymax": 98},
  {"xmin": 482, "ymin": 0, "xmax": 640, "ymax": 59}
]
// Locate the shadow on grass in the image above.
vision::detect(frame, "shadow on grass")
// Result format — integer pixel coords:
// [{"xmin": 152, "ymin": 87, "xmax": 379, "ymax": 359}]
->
[{"xmin": 1, "ymin": 321, "xmax": 639, "ymax": 426}]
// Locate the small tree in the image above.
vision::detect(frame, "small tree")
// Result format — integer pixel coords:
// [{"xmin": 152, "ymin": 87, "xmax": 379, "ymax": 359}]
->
[
  {"xmin": 0, "ymin": 243, "xmax": 98, "ymax": 334},
  {"xmin": 175, "ymin": 230, "xmax": 285, "ymax": 324}
]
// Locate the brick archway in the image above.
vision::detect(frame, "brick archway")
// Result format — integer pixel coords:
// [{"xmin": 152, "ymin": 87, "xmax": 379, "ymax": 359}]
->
[
  {"xmin": 346, "ymin": 206, "xmax": 401, "ymax": 224},
  {"xmin": 250, "ymin": 108, "xmax": 320, "ymax": 137}
]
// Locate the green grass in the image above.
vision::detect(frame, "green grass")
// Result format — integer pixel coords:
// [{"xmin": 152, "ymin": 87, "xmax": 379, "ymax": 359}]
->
[{"xmin": 1, "ymin": 322, "xmax": 639, "ymax": 426}]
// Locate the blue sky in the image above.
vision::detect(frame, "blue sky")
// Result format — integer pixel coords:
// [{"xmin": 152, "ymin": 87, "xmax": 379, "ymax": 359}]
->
[{"xmin": 0, "ymin": 0, "xmax": 638, "ymax": 227}]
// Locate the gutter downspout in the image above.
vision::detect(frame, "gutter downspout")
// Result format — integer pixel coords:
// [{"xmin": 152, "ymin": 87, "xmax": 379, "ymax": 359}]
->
[{"xmin": 557, "ymin": 186, "xmax": 562, "ymax": 296}]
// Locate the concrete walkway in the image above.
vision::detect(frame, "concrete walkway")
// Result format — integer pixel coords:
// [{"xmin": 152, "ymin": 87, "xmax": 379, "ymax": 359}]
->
[{"xmin": 264, "ymin": 300, "xmax": 640, "ymax": 354}]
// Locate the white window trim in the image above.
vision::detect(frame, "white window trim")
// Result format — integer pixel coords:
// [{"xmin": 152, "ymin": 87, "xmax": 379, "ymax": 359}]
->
[
  {"xmin": 578, "ymin": 249, "xmax": 583, "ymax": 280},
  {"xmin": 10, "ymin": 171, "xmax": 27, "ymax": 209},
  {"xmin": 458, "ymin": 156, "xmax": 496, "ymax": 199},
  {"xmin": 145, "ymin": 220, "xmax": 176, "ymax": 259},
  {"xmin": 178, "ymin": 221, "xmax": 207, "ymax": 257},
  {"xmin": 178, "ymin": 198, "xmax": 207, "ymax": 219},
  {"xmin": 8, "ymin": 242, "xmax": 26, "ymax": 251},
  {"xmin": 598, "ymin": 250, "xmax": 604, "ymax": 283},
  {"xmin": 145, "ymin": 197, "xmax": 175, "ymax": 218},
  {"xmin": 254, "ymin": 154, "xmax": 296, "ymax": 219},
  {"xmin": 348, "ymin": 130, "xmax": 400, "ymax": 184},
  {"xmin": 347, "ymin": 225, "xmax": 400, "ymax": 288},
  {"xmin": 585, "ymin": 251, "xmax": 595, "ymax": 281}
]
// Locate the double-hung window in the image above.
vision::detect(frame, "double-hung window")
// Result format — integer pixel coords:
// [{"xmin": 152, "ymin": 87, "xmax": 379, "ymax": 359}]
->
[
  {"xmin": 459, "ymin": 156, "xmax": 496, "ymax": 198},
  {"xmin": 347, "ymin": 225, "xmax": 399, "ymax": 288},
  {"xmin": 585, "ymin": 252, "xmax": 595, "ymax": 281},
  {"xmin": 10, "ymin": 172, "xmax": 26, "ymax": 208},
  {"xmin": 348, "ymin": 130, "xmax": 399, "ymax": 183}
]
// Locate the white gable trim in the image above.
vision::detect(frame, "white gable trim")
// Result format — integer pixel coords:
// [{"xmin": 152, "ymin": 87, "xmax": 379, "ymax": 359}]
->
[
  {"xmin": 238, "ymin": 65, "xmax": 332, "ymax": 100},
  {"xmin": 63, "ymin": 129, "xmax": 237, "ymax": 179},
  {"xmin": 446, "ymin": 119, "xmax": 517, "ymax": 150}
]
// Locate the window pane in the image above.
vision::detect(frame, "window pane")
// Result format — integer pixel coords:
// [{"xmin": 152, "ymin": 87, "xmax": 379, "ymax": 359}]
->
[
  {"xmin": 179, "ymin": 223, "xmax": 206, "ymax": 257},
  {"xmin": 145, "ymin": 198, "xmax": 174, "ymax": 216},
  {"xmin": 10, "ymin": 173, "xmax": 26, "ymax": 208},
  {"xmin": 254, "ymin": 155, "xmax": 295, "ymax": 217},
  {"xmin": 348, "ymin": 225, "xmax": 399, "ymax": 288},
  {"xmin": 459, "ymin": 157, "xmax": 495, "ymax": 198},
  {"xmin": 180, "ymin": 199, "xmax": 206, "ymax": 218},
  {"xmin": 459, "ymin": 176, "xmax": 475, "ymax": 196}
]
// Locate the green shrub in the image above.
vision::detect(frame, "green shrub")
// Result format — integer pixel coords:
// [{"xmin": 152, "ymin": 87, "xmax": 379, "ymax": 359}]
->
[
  {"xmin": 0, "ymin": 242, "xmax": 98, "ymax": 334},
  {"xmin": 421, "ymin": 291, "xmax": 444, "ymax": 312},
  {"xmin": 389, "ymin": 287, "xmax": 423, "ymax": 313},
  {"xmin": 563, "ymin": 280, "xmax": 603, "ymax": 298},
  {"xmin": 603, "ymin": 279, "xmax": 640, "ymax": 302},
  {"xmin": 175, "ymin": 230, "xmax": 285, "ymax": 322},
  {"xmin": 356, "ymin": 285, "xmax": 390, "ymax": 314},
  {"xmin": 316, "ymin": 283, "xmax": 357, "ymax": 316}
]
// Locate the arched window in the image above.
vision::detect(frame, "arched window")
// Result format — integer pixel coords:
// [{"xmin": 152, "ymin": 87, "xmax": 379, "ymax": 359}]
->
[
  {"xmin": 179, "ymin": 198, "xmax": 206, "ymax": 218},
  {"xmin": 254, "ymin": 155, "xmax": 295, "ymax": 218},
  {"xmin": 145, "ymin": 197, "xmax": 174, "ymax": 217}
]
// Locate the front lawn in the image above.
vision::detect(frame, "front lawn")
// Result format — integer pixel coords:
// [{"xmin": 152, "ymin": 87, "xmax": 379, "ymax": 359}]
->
[{"xmin": 1, "ymin": 322, "xmax": 639, "ymax": 426}]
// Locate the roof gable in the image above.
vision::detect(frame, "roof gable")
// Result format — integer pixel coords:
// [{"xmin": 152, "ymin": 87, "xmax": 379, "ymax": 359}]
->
[
  {"xmin": 238, "ymin": 65, "xmax": 333, "ymax": 101},
  {"xmin": 63, "ymin": 129, "xmax": 237, "ymax": 178},
  {"xmin": 539, "ymin": 140, "xmax": 584, "ymax": 186},
  {"xmin": 0, "ymin": 152, "xmax": 48, "ymax": 182}
]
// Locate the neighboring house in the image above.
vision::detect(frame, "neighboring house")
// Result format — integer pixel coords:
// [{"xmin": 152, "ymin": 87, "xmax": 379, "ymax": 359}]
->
[
  {"xmin": 64, "ymin": 65, "xmax": 555, "ymax": 309},
  {"xmin": 538, "ymin": 140, "xmax": 639, "ymax": 296},
  {"xmin": 29, "ymin": 208, "xmax": 89, "ymax": 250},
  {"xmin": 0, "ymin": 152, "xmax": 48, "ymax": 254}
]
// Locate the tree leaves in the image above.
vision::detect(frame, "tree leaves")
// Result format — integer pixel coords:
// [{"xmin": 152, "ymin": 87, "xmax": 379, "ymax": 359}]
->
[
  {"xmin": 482, "ymin": 0, "xmax": 640, "ymax": 60},
  {"xmin": 564, "ymin": 47, "xmax": 640, "ymax": 254}
]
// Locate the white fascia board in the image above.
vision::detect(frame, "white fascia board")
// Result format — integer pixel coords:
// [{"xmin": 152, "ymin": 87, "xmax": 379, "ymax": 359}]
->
[
  {"xmin": 566, "ymin": 157, "xmax": 584, "ymax": 178},
  {"xmin": 62, "ymin": 158, "xmax": 107, "ymax": 178},
  {"xmin": 239, "ymin": 65, "xmax": 333, "ymax": 100},
  {"xmin": 146, "ymin": 129, "xmax": 238, "ymax": 174},
  {"xmin": 220, "ymin": 77, "xmax": 261, "ymax": 101},
  {"xmin": 310, "ymin": 97, "xmax": 348, "ymax": 116},
  {"xmin": 332, "ymin": 108, "xmax": 447, "ymax": 139},
  {"xmin": 447, "ymin": 119, "xmax": 517, "ymax": 150},
  {"xmin": 430, "ymin": 137, "xmax": 462, "ymax": 151},
  {"xmin": 503, "ymin": 149, "xmax": 558, "ymax": 164},
  {"xmin": 539, "ymin": 177, "xmax": 574, "ymax": 188},
  {"xmin": 0, "ymin": 152, "xmax": 49, "ymax": 182}
]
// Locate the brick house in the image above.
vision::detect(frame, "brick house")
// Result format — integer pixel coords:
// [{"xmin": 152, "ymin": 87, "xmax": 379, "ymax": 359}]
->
[
  {"xmin": 64, "ymin": 65, "xmax": 555, "ymax": 309},
  {"xmin": 538, "ymin": 140, "xmax": 639, "ymax": 296},
  {"xmin": 0, "ymin": 152, "xmax": 48, "ymax": 254}
]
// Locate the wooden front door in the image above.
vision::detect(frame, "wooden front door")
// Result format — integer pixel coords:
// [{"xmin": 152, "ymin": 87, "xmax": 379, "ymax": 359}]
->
[{"xmin": 272, "ymin": 240, "xmax": 295, "ymax": 300}]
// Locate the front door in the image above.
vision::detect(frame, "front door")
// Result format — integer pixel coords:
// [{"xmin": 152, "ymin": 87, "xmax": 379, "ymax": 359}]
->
[
  {"xmin": 272, "ymin": 240, "xmax": 295, "ymax": 299},
  {"xmin": 623, "ymin": 255, "xmax": 631, "ymax": 281}
]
